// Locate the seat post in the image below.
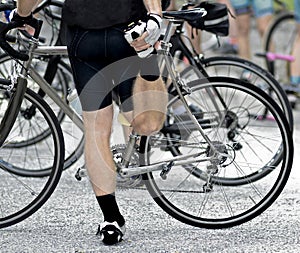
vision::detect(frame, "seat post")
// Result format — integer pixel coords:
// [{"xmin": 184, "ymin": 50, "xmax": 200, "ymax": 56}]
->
[{"xmin": 160, "ymin": 19, "xmax": 175, "ymax": 46}]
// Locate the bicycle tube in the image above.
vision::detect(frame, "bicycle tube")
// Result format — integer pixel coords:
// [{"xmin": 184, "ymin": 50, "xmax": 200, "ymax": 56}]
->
[
  {"xmin": 0, "ymin": 77, "xmax": 27, "ymax": 146},
  {"xmin": 0, "ymin": 52, "xmax": 83, "ymax": 175}
]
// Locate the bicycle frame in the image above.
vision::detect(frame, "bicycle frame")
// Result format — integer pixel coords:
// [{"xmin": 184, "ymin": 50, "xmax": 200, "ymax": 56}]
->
[
  {"xmin": 26, "ymin": 46, "xmax": 84, "ymax": 131},
  {"xmin": 167, "ymin": 21, "xmax": 229, "ymax": 117},
  {"xmin": 119, "ymin": 20, "xmax": 227, "ymax": 178},
  {"xmin": 2, "ymin": 16, "xmax": 228, "ymax": 180}
]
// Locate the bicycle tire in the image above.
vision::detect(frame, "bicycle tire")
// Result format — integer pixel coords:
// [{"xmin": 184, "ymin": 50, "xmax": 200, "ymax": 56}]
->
[
  {"xmin": 263, "ymin": 12, "xmax": 296, "ymax": 83},
  {"xmin": 168, "ymin": 34, "xmax": 293, "ymax": 130},
  {"xmin": 165, "ymin": 57, "xmax": 293, "ymax": 185},
  {"xmin": 0, "ymin": 88, "xmax": 64, "ymax": 228},
  {"xmin": 200, "ymin": 56, "xmax": 293, "ymax": 130},
  {"xmin": 165, "ymin": 76, "xmax": 288, "ymax": 184},
  {"xmin": 0, "ymin": 53, "xmax": 84, "ymax": 176},
  {"xmin": 142, "ymin": 77, "xmax": 293, "ymax": 228}
]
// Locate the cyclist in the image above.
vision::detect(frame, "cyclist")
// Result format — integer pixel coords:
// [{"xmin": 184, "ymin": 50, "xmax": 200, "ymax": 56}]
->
[
  {"xmin": 13, "ymin": 0, "xmax": 167, "ymax": 246},
  {"xmin": 229, "ymin": 0, "xmax": 274, "ymax": 59}
]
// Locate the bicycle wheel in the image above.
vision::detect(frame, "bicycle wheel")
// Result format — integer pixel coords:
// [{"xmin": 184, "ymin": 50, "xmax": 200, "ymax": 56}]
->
[
  {"xmin": 164, "ymin": 57, "xmax": 292, "ymax": 184},
  {"xmin": 0, "ymin": 88, "xmax": 64, "ymax": 228},
  {"xmin": 0, "ymin": 53, "xmax": 84, "ymax": 175},
  {"xmin": 263, "ymin": 12, "xmax": 296, "ymax": 84},
  {"xmin": 198, "ymin": 56, "xmax": 293, "ymax": 130},
  {"xmin": 168, "ymin": 33, "xmax": 293, "ymax": 130},
  {"xmin": 142, "ymin": 77, "xmax": 293, "ymax": 228}
]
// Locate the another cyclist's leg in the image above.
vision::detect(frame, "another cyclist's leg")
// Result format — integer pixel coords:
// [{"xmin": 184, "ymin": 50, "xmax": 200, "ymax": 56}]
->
[
  {"xmin": 290, "ymin": 27, "xmax": 300, "ymax": 87},
  {"xmin": 215, "ymin": 0, "xmax": 239, "ymax": 54},
  {"xmin": 230, "ymin": 0, "xmax": 274, "ymax": 60},
  {"xmin": 230, "ymin": 0, "xmax": 252, "ymax": 59},
  {"xmin": 253, "ymin": 0, "xmax": 274, "ymax": 54},
  {"xmin": 185, "ymin": 1, "xmax": 202, "ymax": 55}
]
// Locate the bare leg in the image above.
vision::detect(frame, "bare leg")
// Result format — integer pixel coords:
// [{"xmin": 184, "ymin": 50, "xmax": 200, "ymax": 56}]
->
[
  {"xmin": 290, "ymin": 24, "xmax": 300, "ymax": 81},
  {"xmin": 166, "ymin": 0, "xmax": 176, "ymax": 10},
  {"xmin": 236, "ymin": 13, "xmax": 251, "ymax": 59},
  {"xmin": 131, "ymin": 76, "xmax": 167, "ymax": 136},
  {"xmin": 218, "ymin": 0, "xmax": 238, "ymax": 46},
  {"xmin": 256, "ymin": 14, "xmax": 273, "ymax": 38},
  {"xmin": 83, "ymin": 105, "xmax": 116, "ymax": 196}
]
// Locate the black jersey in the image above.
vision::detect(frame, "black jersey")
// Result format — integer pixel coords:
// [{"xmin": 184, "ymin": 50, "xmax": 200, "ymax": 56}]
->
[{"xmin": 62, "ymin": 0, "xmax": 148, "ymax": 29}]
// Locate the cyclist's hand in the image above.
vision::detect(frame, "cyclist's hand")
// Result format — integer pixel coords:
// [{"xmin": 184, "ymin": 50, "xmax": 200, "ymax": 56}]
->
[
  {"xmin": 9, "ymin": 9, "xmax": 33, "ymax": 26},
  {"xmin": 9, "ymin": 9, "xmax": 36, "ymax": 35},
  {"xmin": 131, "ymin": 13, "xmax": 162, "ymax": 52},
  {"xmin": 144, "ymin": 13, "xmax": 162, "ymax": 46}
]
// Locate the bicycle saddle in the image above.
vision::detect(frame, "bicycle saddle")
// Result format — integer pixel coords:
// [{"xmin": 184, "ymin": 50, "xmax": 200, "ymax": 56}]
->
[
  {"xmin": 162, "ymin": 2, "xmax": 229, "ymax": 36},
  {"xmin": 163, "ymin": 8, "xmax": 207, "ymax": 22}
]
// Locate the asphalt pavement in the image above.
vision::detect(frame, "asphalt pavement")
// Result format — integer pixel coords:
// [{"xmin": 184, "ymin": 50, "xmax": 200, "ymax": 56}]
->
[{"xmin": 1, "ymin": 101, "xmax": 299, "ymax": 253}]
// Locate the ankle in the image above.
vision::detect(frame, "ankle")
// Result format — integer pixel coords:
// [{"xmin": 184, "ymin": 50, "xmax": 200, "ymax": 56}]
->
[
  {"xmin": 96, "ymin": 193, "xmax": 125, "ymax": 227},
  {"xmin": 290, "ymin": 76, "xmax": 300, "ymax": 86}
]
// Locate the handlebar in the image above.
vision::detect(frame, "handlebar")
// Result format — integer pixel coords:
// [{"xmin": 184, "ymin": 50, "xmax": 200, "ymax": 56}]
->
[{"xmin": 0, "ymin": 4, "xmax": 43, "ymax": 61}]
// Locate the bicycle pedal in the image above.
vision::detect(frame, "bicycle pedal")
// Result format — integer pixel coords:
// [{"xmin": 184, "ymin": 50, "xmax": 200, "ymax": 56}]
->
[
  {"xmin": 75, "ymin": 167, "xmax": 87, "ymax": 181},
  {"xmin": 160, "ymin": 161, "xmax": 174, "ymax": 180}
]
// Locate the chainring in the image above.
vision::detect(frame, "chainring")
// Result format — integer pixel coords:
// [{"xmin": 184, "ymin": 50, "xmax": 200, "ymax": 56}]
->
[{"xmin": 111, "ymin": 144, "xmax": 143, "ymax": 188}]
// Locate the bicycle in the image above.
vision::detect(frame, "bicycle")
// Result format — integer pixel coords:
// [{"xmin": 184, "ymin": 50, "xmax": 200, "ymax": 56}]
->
[
  {"xmin": 0, "ymin": 5, "xmax": 294, "ymax": 229},
  {"xmin": 0, "ymin": 15, "xmax": 65, "ymax": 228},
  {"xmin": 0, "ymin": 1, "xmax": 293, "ymax": 179},
  {"xmin": 0, "ymin": 0, "xmax": 84, "ymax": 174},
  {"xmin": 0, "ymin": 0, "xmax": 294, "ymax": 187}
]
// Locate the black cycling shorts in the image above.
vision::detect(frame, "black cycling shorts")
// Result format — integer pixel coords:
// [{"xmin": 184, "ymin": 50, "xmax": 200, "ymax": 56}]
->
[{"xmin": 66, "ymin": 25, "xmax": 160, "ymax": 112}]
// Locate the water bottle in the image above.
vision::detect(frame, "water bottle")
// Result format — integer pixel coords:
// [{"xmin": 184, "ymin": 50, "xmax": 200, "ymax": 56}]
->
[{"xmin": 67, "ymin": 88, "xmax": 82, "ymax": 116}]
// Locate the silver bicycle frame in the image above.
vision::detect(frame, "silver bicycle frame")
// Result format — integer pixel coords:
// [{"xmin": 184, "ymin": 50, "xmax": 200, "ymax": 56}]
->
[
  {"xmin": 119, "ymin": 20, "xmax": 224, "ymax": 178},
  {"xmin": 27, "ymin": 46, "xmax": 84, "ymax": 131},
  {"xmin": 20, "ymin": 20, "xmax": 224, "ymax": 179}
]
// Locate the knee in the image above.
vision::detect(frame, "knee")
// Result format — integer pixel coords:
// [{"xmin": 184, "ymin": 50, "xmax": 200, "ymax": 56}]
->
[
  {"xmin": 83, "ymin": 112, "xmax": 112, "ymax": 142},
  {"xmin": 131, "ymin": 112, "xmax": 164, "ymax": 136}
]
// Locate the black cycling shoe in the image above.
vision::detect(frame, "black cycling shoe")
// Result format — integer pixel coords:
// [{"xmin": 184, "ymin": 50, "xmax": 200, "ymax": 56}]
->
[{"xmin": 96, "ymin": 221, "xmax": 125, "ymax": 245}]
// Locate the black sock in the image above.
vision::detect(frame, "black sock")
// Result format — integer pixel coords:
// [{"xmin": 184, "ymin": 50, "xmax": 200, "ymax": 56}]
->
[{"xmin": 96, "ymin": 193, "xmax": 125, "ymax": 227}]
